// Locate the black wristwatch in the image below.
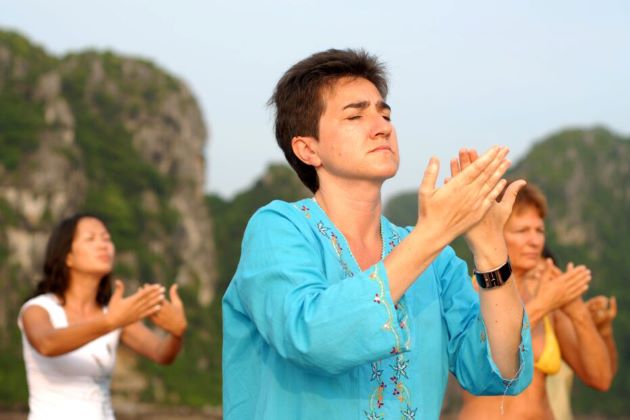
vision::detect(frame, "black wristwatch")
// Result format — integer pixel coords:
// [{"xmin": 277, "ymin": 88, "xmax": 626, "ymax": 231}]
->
[{"xmin": 474, "ymin": 259, "xmax": 512, "ymax": 289}]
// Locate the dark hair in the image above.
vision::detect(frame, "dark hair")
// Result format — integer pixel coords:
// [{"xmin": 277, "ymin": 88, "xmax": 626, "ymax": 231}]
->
[
  {"xmin": 32, "ymin": 213, "xmax": 112, "ymax": 306},
  {"xmin": 542, "ymin": 245, "xmax": 556, "ymax": 263},
  {"xmin": 268, "ymin": 48, "xmax": 388, "ymax": 192}
]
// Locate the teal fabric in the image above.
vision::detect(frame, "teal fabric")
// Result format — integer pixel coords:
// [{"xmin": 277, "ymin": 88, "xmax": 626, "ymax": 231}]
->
[{"xmin": 222, "ymin": 199, "xmax": 533, "ymax": 420}]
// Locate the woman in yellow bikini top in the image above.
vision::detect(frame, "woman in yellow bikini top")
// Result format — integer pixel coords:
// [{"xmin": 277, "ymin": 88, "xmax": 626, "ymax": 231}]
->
[{"xmin": 457, "ymin": 182, "xmax": 613, "ymax": 420}]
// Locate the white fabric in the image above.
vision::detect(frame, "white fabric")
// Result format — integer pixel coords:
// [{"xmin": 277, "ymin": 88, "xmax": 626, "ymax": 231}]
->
[{"xmin": 18, "ymin": 293, "xmax": 122, "ymax": 420}]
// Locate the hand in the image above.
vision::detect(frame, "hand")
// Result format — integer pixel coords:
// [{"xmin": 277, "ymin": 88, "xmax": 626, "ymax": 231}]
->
[
  {"xmin": 586, "ymin": 295, "xmax": 617, "ymax": 336},
  {"xmin": 560, "ymin": 262, "xmax": 592, "ymax": 316},
  {"xmin": 417, "ymin": 146, "xmax": 511, "ymax": 256},
  {"xmin": 447, "ymin": 148, "xmax": 525, "ymax": 270},
  {"xmin": 535, "ymin": 259, "xmax": 591, "ymax": 313},
  {"xmin": 150, "ymin": 284, "xmax": 187, "ymax": 337},
  {"xmin": 107, "ymin": 280, "xmax": 165, "ymax": 329}
]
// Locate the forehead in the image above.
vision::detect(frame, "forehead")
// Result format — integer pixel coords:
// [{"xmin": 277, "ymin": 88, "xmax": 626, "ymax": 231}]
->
[
  {"xmin": 75, "ymin": 217, "xmax": 108, "ymax": 235},
  {"xmin": 507, "ymin": 206, "xmax": 544, "ymax": 226},
  {"xmin": 321, "ymin": 76, "xmax": 383, "ymax": 106}
]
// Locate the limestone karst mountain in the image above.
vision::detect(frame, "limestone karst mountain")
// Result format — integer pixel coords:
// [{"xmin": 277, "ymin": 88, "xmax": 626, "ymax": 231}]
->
[{"xmin": 0, "ymin": 30, "xmax": 219, "ymax": 407}]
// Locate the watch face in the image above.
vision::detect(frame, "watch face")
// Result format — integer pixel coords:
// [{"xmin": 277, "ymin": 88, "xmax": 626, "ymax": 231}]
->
[{"xmin": 475, "ymin": 260, "xmax": 512, "ymax": 289}]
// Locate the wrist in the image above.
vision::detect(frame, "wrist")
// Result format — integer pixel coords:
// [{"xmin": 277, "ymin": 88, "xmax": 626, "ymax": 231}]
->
[
  {"xmin": 412, "ymin": 219, "xmax": 451, "ymax": 252},
  {"xmin": 598, "ymin": 325, "xmax": 613, "ymax": 338},
  {"xmin": 471, "ymin": 240, "xmax": 508, "ymax": 272},
  {"xmin": 103, "ymin": 312, "xmax": 118, "ymax": 331},
  {"xmin": 474, "ymin": 258, "xmax": 512, "ymax": 289},
  {"xmin": 562, "ymin": 300, "xmax": 588, "ymax": 320},
  {"xmin": 171, "ymin": 322, "xmax": 187, "ymax": 338}
]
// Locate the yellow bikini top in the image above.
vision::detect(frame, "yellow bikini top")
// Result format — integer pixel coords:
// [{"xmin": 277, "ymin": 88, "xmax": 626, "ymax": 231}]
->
[
  {"xmin": 534, "ymin": 315, "xmax": 561, "ymax": 375},
  {"xmin": 469, "ymin": 275, "xmax": 561, "ymax": 375}
]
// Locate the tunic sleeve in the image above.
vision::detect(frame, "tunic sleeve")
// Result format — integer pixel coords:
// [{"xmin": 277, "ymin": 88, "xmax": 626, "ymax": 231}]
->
[
  {"xmin": 232, "ymin": 204, "xmax": 409, "ymax": 376},
  {"xmin": 435, "ymin": 246, "xmax": 534, "ymax": 395}
]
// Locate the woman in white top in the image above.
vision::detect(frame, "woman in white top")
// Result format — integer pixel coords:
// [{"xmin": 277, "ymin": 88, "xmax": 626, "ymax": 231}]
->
[{"xmin": 18, "ymin": 213, "xmax": 188, "ymax": 420}]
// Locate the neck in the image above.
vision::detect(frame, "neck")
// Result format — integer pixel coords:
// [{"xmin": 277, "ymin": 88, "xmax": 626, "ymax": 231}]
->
[
  {"xmin": 314, "ymin": 178, "xmax": 382, "ymax": 243},
  {"xmin": 511, "ymin": 269, "xmax": 528, "ymax": 297},
  {"xmin": 64, "ymin": 272, "xmax": 102, "ymax": 309}
]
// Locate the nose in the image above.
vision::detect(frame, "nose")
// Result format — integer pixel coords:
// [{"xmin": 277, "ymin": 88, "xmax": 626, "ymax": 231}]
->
[
  {"xmin": 368, "ymin": 112, "xmax": 392, "ymax": 139},
  {"xmin": 97, "ymin": 237, "xmax": 113, "ymax": 252},
  {"xmin": 526, "ymin": 231, "xmax": 544, "ymax": 249}
]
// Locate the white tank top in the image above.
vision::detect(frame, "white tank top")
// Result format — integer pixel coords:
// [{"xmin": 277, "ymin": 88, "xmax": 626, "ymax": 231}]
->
[{"xmin": 18, "ymin": 293, "xmax": 122, "ymax": 420}]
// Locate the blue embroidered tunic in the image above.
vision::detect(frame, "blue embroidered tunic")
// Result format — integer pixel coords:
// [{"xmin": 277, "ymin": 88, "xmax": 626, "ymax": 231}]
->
[{"xmin": 222, "ymin": 199, "xmax": 533, "ymax": 419}]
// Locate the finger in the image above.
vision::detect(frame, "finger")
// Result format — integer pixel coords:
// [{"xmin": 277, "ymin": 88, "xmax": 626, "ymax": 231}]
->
[
  {"xmin": 145, "ymin": 292, "xmax": 165, "ymax": 308},
  {"xmin": 592, "ymin": 310, "xmax": 605, "ymax": 324},
  {"xmin": 419, "ymin": 157, "xmax": 440, "ymax": 197},
  {"xmin": 474, "ymin": 146, "xmax": 510, "ymax": 187},
  {"xmin": 586, "ymin": 296, "xmax": 606, "ymax": 310},
  {"xmin": 460, "ymin": 146, "xmax": 500, "ymax": 182},
  {"xmin": 141, "ymin": 304, "xmax": 162, "ymax": 318},
  {"xmin": 485, "ymin": 178, "xmax": 507, "ymax": 205},
  {"xmin": 468, "ymin": 149, "xmax": 479, "ymax": 162},
  {"xmin": 450, "ymin": 158, "xmax": 460, "ymax": 178},
  {"xmin": 459, "ymin": 148, "xmax": 472, "ymax": 170},
  {"xmin": 133, "ymin": 284, "xmax": 163, "ymax": 301}
]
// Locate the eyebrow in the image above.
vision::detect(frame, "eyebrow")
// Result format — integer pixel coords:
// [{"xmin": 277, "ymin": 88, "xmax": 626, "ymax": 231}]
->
[{"xmin": 342, "ymin": 100, "xmax": 391, "ymax": 111}]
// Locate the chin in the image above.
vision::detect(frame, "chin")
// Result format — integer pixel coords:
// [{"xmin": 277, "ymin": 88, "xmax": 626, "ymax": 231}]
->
[
  {"xmin": 513, "ymin": 261, "xmax": 538, "ymax": 274},
  {"xmin": 376, "ymin": 162, "xmax": 399, "ymax": 179}
]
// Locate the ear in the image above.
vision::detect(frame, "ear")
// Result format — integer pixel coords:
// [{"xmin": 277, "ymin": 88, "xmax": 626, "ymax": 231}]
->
[
  {"xmin": 65, "ymin": 252, "xmax": 73, "ymax": 268},
  {"xmin": 291, "ymin": 136, "xmax": 321, "ymax": 168}
]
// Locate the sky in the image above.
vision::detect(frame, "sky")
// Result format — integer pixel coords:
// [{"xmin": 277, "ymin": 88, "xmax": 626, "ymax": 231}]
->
[{"xmin": 2, "ymin": 1, "xmax": 630, "ymax": 199}]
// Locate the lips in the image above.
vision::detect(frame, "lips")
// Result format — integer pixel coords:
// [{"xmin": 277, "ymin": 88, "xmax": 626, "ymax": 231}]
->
[
  {"xmin": 97, "ymin": 254, "xmax": 113, "ymax": 263},
  {"xmin": 370, "ymin": 145, "xmax": 392, "ymax": 153}
]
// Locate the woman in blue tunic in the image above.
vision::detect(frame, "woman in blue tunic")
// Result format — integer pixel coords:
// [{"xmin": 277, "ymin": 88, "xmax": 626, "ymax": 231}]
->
[{"xmin": 222, "ymin": 48, "xmax": 534, "ymax": 419}]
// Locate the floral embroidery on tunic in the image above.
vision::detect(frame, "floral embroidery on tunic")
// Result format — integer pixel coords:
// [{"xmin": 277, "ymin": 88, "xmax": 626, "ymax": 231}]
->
[
  {"xmin": 296, "ymin": 201, "xmax": 417, "ymax": 419},
  {"xmin": 365, "ymin": 242, "xmax": 416, "ymax": 418}
]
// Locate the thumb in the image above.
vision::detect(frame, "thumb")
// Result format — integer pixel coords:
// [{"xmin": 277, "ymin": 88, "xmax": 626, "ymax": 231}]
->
[
  {"xmin": 419, "ymin": 157, "xmax": 439, "ymax": 197},
  {"xmin": 170, "ymin": 284, "xmax": 182, "ymax": 305},
  {"xmin": 498, "ymin": 179, "xmax": 526, "ymax": 208},
  {"xmin": 112, "ymin": 279, "xmax": 124, "ymax": 300},
  {"xmin": 610, "ymin": 296, "xmax": 617, "ymax": 316}
]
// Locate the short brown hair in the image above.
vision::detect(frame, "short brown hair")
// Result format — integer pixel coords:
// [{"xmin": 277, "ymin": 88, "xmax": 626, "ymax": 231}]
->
[
  {"xmin": 512, "ymin": 182, "xmax": 548, "ymax": 219},
  {"xmin": 268, "ymin": 49, "xmax": 388, "ymax": 192}
]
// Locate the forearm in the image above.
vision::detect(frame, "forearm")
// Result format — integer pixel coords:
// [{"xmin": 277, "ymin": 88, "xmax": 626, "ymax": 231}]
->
[
  {"xmin": 600, "ymin": 329, "xmax": 618, "ymax": 377},
  {"xmin": 524, "ymin": 298, "xmax": 549, "ymax": 329},
  {"xmin": 153, "ymin": 333, "xmax": 184, "ymax": 365},
  {"xmin": 32, "ymin": 314, "xmax": 115, "ymax": 356},
  {"xmin": 384, "ymin": 222, "xmax": 448, "ymax": 302},
  {"xmin": 479, "ymin": 278, "xmax": 524, "ymax": 378},
  {"xmin": 469, "ymin": 234, "xmax": 523, "ymax": 377},
  {"xmin": 566, "ymin": 305, "xmax": 613, "ymax": 390}
]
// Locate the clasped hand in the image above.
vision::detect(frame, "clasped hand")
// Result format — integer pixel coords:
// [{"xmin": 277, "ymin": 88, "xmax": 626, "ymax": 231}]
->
[
  {"xmin": 107, "ymin": 280, "xmax": 187, "ymax": 337},
  {"xmin": 417, "ymin": 146, "xmax": 524, "ymax": 270},
  {"xmin": 527, "ymin": 259, "xmax": 592, "ymax": 313}
]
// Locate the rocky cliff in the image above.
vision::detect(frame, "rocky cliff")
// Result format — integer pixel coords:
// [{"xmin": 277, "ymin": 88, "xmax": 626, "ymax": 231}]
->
[{"xmin": 0, "ymin": 30, "xmax": 217, "ymax": 406}]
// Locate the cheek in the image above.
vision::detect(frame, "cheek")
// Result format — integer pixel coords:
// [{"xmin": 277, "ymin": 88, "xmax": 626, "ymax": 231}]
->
[{"xmin": 504, "ymin": 234, "xmax": 520, "ymax": 251}]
